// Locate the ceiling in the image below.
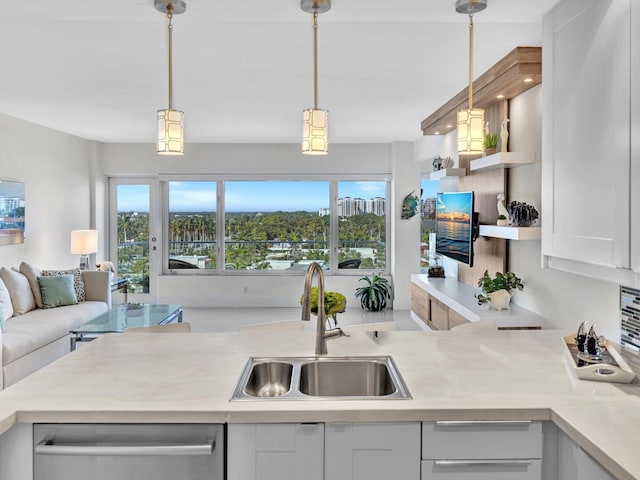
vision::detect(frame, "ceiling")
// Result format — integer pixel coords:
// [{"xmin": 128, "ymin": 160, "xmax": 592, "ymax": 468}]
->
[{"xmin": 0, "ymin": 0, "xmax": 560, "ymax": 145}]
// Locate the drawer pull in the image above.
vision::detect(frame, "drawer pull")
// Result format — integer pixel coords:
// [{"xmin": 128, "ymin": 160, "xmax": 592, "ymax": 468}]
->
[
  {"xmin": 434, "ymin": 459, "xmax": 533, "ymax": 467},
  {"xmin": 35, "ymin": 440, "xmax": 215, "ymax": 456},
  {"xmin": 435, "ymin": 420, "xmax": 532, "ymax": 427}
]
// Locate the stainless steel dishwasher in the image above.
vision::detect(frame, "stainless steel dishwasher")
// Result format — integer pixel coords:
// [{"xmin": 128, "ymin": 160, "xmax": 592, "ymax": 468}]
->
[{"xmin": 34, "ymin": 424, "xmax": 223, "ymax": 480}]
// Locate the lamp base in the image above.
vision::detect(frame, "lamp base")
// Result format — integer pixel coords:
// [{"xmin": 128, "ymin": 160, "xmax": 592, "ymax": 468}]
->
[{"xmin": 79, "ymin": 255, "xmax": 91, "ymax": 271}]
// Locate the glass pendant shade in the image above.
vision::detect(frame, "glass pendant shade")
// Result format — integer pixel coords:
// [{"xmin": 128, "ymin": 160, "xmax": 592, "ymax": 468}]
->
[
  {"xmin": 157, "ymin": 108, "xmax": 184, "ymax": 155},
  {"xmin": 457, "ymin": 107, "xmax": 485, "ymax": 155},
  {"xmin": 302, "ymin": 108, "xmax": 328, "ymax": 155}
]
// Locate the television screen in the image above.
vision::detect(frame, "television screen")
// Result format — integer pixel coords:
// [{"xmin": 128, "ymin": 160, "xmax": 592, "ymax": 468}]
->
[{"xmin": 435, "ymin": 191, "xmax": 474, "ymax": 267}]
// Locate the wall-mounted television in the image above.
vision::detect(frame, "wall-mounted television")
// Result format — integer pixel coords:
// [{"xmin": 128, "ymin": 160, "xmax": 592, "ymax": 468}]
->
[{"xmin": 435, "ymin": 191, "xmax": 475, "ymax": 267}]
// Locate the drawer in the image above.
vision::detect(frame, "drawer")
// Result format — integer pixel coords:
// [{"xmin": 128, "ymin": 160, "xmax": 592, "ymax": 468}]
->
[
  {"xmin": 422, "ymin": 421, "xmax": 542, "ymax": 460},
  {"xmin": 422, "ymin": 459, "xmax": 541, "ymax": 480}
]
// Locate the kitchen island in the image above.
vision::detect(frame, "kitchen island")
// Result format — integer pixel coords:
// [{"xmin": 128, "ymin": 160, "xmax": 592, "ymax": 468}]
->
[{"xmin": 0, "ymin": 329, "xmax": 638, "ymax": 479}]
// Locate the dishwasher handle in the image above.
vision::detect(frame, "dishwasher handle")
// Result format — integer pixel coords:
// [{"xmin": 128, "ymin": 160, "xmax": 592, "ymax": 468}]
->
[{"xmin": 35, "ymin": 440, "xmax": 215, "ymax": 456}]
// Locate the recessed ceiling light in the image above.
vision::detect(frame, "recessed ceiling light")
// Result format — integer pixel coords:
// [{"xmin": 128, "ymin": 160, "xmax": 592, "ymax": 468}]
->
[
  {"xmin": 524, "ymin": 78, "xmax": 533, "ymax": 83},
  {"xmin": 446, "ymin": 124, "xmax": 452, "ymax": 128},
  {"xmin": 496, "ymin": 94, "xmax": 505, "ymax": 99},
  {"xmin": 434, "ymin": 132, "xmax": 440, "ymax": 135}
]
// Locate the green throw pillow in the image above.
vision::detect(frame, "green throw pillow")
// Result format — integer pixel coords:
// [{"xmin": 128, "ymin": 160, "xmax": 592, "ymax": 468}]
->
[{"xmin": 37, "ymin": 275, "xmax": 78, "ymax": 309}]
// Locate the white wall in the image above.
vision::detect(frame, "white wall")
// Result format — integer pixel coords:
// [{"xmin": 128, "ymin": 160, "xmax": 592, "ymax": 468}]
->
[
  {"xmin": 0, "ymin": 113, "xmax": 98, "ymax": 270},
  {"xmin": 101, "ymin": 142, "xmax": 425, "ymax": 309},
  {"xmin": 509, "ymin": 85, "xmax": 621, "ymax": 341}
]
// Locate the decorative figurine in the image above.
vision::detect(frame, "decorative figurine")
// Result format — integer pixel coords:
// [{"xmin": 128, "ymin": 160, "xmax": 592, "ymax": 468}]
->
[
  {"xmin": 497, "ymin": 194, "xmax": 511, "ymax": 225},
  {"xmin": 401, "ymin": 191, "xmax": 420, "ymax": 219},
  {"xmin": 507, "ymin": 201, "xmax": 539, "ymax": 227},
  {"xmin": 500, "ymin": 117, "xmax": 510, "ymax": 153},
  {"xmin": 441, "ymin": 156, "xmax": 454, "ymax": 169}
]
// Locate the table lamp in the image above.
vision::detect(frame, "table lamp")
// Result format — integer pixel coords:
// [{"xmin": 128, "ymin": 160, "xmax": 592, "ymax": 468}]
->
[{"xmin": 70, "ymin": 230, "xmax": 98, "ymax": 270}]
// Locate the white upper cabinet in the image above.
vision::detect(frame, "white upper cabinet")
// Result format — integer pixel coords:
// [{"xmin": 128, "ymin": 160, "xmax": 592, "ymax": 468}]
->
[
  {"xmin": 631, "ymin": 0, "xmax": 640, "ymax": 273},
  {"xmin": 542, "ymin": 0, "xmax": 632, "ymax": 273}
]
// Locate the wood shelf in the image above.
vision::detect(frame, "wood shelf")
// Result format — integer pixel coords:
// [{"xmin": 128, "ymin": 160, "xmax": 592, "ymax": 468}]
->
[
  {"xmin": 421, "ymin": 47, "xmax": 542, "ymax": 136},
  {"xmin": 479, "ymin": 225, "xmax": 541, "ymax": 240},
  {"xmin": 429, "ymin": 168, "xmax": 466, "ymax": 180},
  {"xmin": 470, "ymin": 152, "xmax": 534, "ymax": 171}
]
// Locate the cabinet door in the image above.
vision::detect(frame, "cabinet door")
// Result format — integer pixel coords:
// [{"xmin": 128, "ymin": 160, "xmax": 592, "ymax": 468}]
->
[
  {"xmin": 0, "ymin": 424, "xmax": 32, "ymax": 480},
  {"xmin": 632, "ymin": 0, "xmax": 640, "ymax": 273},
  {"xmin": 227, "ymin": 423, "xmax": 324, "ymax": 480},
  {"xmin": 430, "ymin": 297, "xmax": 449, "ymax": 331},
  {"xmin": 542, "ymin": 0, "xmax": 631, "ymax": 269},
  {"xmin": 325, "ymin": 423, "xmax": 420, "ymax": 480},
  {"xmin": 558, "ymin": 431, "xmax": 615, "ymax": 480}
]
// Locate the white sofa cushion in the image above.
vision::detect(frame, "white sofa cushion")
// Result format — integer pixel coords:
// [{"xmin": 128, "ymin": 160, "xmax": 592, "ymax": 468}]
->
[
  {"xmin": 0, "ymin": 277, "xmax": 13, "ymax": 321},
  {"xmin": 0, "ymin": 267, "xmax": 36, "ymax": 315},
  {"xmin": 1, "ymin": 301, "xmax": 107, "ymax": 364},
  {"xmin": 19, "ymin": 261, "xmax": 43, "ymax": 308}
]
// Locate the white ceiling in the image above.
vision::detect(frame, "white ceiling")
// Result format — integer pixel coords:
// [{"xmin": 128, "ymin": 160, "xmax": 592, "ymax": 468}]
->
[{"xmin": 0, "ymin": 0, "xmax": 560, "ymax": 144}]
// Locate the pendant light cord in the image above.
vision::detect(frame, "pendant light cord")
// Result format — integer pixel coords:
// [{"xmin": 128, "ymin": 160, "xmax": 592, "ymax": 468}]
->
[
  {"xmin": 468, "ymin": 13, "xmax": 474, "ymax": 110},
  {"xmin": 167, "ymin": 5, "xmax": 174, "ymax": 110},
  {"xmin": 313, "ymin": 11, "xmax": 319, "ymax": 110}
]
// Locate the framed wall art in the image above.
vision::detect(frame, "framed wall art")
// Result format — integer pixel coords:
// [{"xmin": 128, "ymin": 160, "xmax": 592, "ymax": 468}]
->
[{"xmin": 0, "ymin": 180, "xmax": 25, "ymax": 245}]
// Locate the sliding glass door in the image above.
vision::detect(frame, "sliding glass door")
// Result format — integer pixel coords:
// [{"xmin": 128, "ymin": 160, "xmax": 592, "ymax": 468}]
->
[{"xmin": 109, "ymin": 178, "xmax": 158, "ymax": 302}]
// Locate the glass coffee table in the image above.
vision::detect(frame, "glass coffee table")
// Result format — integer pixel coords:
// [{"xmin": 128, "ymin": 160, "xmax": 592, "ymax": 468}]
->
[{"xmin": 70, "ymin": 303, "xmax": 183, "ymax": 351}]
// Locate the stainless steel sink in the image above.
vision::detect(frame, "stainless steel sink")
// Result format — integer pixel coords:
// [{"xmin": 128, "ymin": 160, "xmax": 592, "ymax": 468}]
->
[{"xmin": 230, "ymin": 356, "xmax": 411, "ymax": 400}]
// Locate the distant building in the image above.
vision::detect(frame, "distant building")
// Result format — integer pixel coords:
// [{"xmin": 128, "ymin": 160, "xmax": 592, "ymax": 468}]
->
[
  {"xmin": 318, "ymin": 208, "xmax": 330, "ymax": 217},
  {"xmin": 422, "ymin": 197, "xmax": 436, "ymax": 219},
  {"xmin": 336, "ymin": 196, "xmax": 386, "ymax": 217}
]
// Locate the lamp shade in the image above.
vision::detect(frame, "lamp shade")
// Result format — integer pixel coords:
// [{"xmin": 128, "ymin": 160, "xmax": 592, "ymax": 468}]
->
[
  {"xmin": 70, "ymin": 230, "xmax": 98, "ymax": 255},
  {"xmin": 302, "ymin": 108, "xmax": 329, "ymax": 155},
  {"xmin": 157, "ymin": 109, "xmax": 184, "ymax": 155},
  {"xmin": 457, "ymin": 107, "xmax": 485, "ymax": 155}
]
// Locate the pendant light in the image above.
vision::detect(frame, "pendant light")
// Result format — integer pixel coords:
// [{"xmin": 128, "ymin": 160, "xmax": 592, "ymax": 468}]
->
[
  {"xmin": 456, "ymin": 0, "xmax": 487, "ymax": 156},
  {"xmin": 301, "ymin": 0, "xmax": 331, "ymax": 155},
  {"xmin": 155, "ymin": 0, "xmax": 186, "ymax": 155}
]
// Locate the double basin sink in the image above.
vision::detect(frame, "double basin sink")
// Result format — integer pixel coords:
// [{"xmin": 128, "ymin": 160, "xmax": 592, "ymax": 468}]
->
[{"xmin": 231, "ymin": 356, "xmax": 411, "ymax": 400}]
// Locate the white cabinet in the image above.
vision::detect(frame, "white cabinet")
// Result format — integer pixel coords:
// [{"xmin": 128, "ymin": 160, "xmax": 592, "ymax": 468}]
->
[
  {"xmin": 421, "ymin": 421, "xmax": 542, "ymax": 480},
  {"xmin": 325, "ymin": 423, "xmax": 420, "ymax": 480},
  {"xmin": 228, "ymin": 423, "xmax": 324, "ymax": 480},
  {"xmin": 558, "ymin": 430, "xmax": 615, "ymax": 480},
  {"xmin": 542, "ymin": 0, "xmax": 634, "ymax": 275},
  {"xmin": 0, "ymin": 423, "xmax": 32, "ymax": 480},
  {"xmin": 228, "ymin": 422, "xmax": 420, "ymax": 480}
]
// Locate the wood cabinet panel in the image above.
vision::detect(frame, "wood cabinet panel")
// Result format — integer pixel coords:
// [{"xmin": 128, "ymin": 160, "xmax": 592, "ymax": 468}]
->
[
  {"xmin": 447, "ymin": 309, "xmax": 470, "ymax": 329},
  {"xmin": 411, "ymin": 283, "xmax": 430, "ymax": 326},
  {"xmin": 430, "ymin": 298, "xmax": 449, "ymax": 331}
]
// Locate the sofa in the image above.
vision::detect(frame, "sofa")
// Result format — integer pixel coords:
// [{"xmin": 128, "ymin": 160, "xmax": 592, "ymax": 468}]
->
[{"xmin": 0, "ymin": 262, "xmax": 111, "ymax": 390}]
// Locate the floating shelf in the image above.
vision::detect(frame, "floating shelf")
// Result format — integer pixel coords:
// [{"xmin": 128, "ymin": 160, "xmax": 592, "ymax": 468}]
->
[
  {"xmin": 479, "ymin": 225, "xmax": 541, "ymax": 240},
  {"xmin": 429, "ymin": 168, "xmax": 466, "ymax": 180},
  {"xmin": 470, "ymin": 151, "xmax": 535, "ymax": 171}
]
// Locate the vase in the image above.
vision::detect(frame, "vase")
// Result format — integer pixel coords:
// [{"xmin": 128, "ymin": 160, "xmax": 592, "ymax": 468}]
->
[
  {"xmin": 485, "ymin": 147, "xmax": 497, "ymax": 156},
  {"xmin": 496, "ymin": 219, "xmax": 509, "ymax": 226},
  {"xmin": 488, "ymin": 289, "xmax": 512, "ymax": 310}
]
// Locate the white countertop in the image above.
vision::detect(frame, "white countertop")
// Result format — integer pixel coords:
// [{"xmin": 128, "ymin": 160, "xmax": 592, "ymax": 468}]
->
[
  {"xmin": 411, "ymin": 274, "xmax": 545, "ymax": 328},
  {"xmin": 0, "ymin": 329, "xmax": 638, "ymax": 479}
]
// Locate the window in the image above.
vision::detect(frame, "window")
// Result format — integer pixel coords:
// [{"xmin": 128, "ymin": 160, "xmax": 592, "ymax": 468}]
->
[
  {"xmin": 420, "ymin": 179, "xmax": 438, "ymax": 269},
  {"xmin": 162, "ymin": 178, "xmax": 388, "ymax": 274},
  {"xmin": 168, "ymin": 181, "xmax": 216, "ymax": 270},
  {"xmin": 337, "ymin": 181, "xmax": 387, "ymax": 270},
  {"xmin": 224, "ymin": 181, "xmax": 330, "ymax": 271}
]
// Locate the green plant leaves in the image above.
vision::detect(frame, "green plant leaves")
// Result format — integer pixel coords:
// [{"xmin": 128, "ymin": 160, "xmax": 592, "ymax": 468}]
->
[
  {"xmin": 355, "ymin": 274, "xmax": 392, "ymax": 311},
  {"xmin": 474, "ymin": 270, "xmax": 523, "ymax": 305}
]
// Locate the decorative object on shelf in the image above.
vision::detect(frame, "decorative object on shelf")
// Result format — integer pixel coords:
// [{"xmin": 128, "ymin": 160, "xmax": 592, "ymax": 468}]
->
[
  {"xmin": 484, "ymin": 132, "xmax": 498, "ymax": 155},
  {"xmin": 507, "ymin": 201, "xmax": 539, "ymax": 227},
  {"xmin": 299, "ymin": 286, "xmax": 346, "ymax": 328},
  {"xmin": 427, "ymin": 253, "xmax": 445, "ymax": 278},
  {"xmin": 0, "ymin": 180, "xmax": 25, "ymax": 246},
  {"xmin": 475, "ymin": 270, "xmax": 524, "ymax": 309},
  {"xmin": 441, "ymin": 156, "xmax": 454, "ymax": 169},
  {"xmin": 456, "ymin": 0, "xmax": 487, "ymax": 156},
  {"xmin": 500, "ymin": 116, "xmax": 510, "ymax": 153},
  {"xmin": 70, "ymin": 230, "xmax": 98, "ymax": 270},
  {"xmin": 155, "ymin": 0, "xmax": 187, "ymax": 155},
  {"xmin": 355, "ymin": 274, "xmax": 392, "ymax": 312},
  {"xmin": 432, "ymin": 156, "xmax": 443, "ymax": 171},
  {"xmin": 96, "ymin": 261, "xmax": 115, "ymax": 274},
  {"xmin": 496, "ymin": 214, "xmax": 508, "ymax": 226},
  {"xmin": 401, "ymin": 191, "xmax": 420, "ymax": 219},
  {"xmin": 496, "ymin": 193, "xmax": 511, "ymax": 224},
  {"xmin": 301, "ymin": 0, "xmax": 331, "ymax": 155}
]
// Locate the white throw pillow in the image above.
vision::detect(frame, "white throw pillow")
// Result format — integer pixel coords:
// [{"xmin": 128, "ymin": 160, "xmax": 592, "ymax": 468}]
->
[
  {"xmin": 0, "ymin": 267, "xmax": 36, "ymax": 315},
  {"xmin": 19, "ymin": 261, "xmax": 43, "ymax": 308},
  {"xmin": 0, "ymin": 277, "xmax": 14, "ymax": 321}
]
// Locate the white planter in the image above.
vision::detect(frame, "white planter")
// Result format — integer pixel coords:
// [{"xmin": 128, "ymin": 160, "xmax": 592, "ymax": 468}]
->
[
  {"xmin": 488, "ymin": 289, "xmax": 512, "ymax": 310},
  {"xmin": 496, "ymin": 219, "xmax": 509, "ymax": 226}
]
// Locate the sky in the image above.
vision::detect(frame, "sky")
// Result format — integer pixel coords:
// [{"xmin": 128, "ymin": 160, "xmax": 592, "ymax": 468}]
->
[
  {"xmin": 117, "ymin": 181, "xmax": 389, "ymax": 213},
  {"xmin": 436, "ymin": 191, "xmax": 473, "ymax": 215}
]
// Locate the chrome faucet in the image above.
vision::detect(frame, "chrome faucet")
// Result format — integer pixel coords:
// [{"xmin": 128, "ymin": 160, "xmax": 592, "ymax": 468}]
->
[{"xmin": 301, "ymin": 262, "xmax": 347, "ymax": 355}]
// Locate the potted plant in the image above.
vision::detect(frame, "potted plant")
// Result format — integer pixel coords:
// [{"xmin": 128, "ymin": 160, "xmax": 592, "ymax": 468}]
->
[
  {"xmin": 300, "ymin": 287, "xmax": 346, "ymax": 328},
  {"xmin": 355, "ymin": 274, "xmax": 392, "ymax": 312},
  {"xmin": 475, "ymin": 270, "xmax": 523, "ymax": 310},
  {"xmin": 496, "ymin": 214, "xmax": 509, "ymax": 226},
  {"xmin": 484, "ymin": 132, "xmax": 499, "ymax": 155}
]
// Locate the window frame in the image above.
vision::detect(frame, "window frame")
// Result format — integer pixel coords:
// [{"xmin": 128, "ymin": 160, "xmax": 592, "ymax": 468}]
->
[{"xmin": 159, "ymin": 174, "xmax": 390, "ymax": 275}]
